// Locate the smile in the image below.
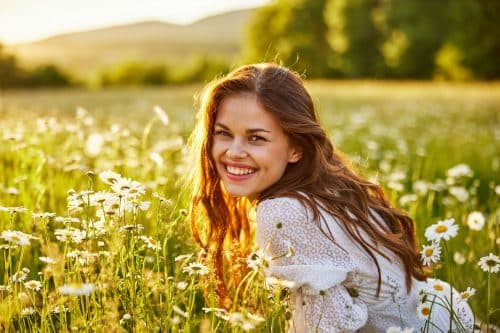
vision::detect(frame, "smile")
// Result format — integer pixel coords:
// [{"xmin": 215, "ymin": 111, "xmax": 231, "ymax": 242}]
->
[{"xmin": 226, "ymin": 165, "xmax": 257, "ymax": 176}]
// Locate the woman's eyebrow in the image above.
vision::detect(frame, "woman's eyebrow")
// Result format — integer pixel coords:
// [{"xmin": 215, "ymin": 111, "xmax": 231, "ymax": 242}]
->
[{"xmin": 215, "ymin": 122, "xmax": 271, "ymax": 134}]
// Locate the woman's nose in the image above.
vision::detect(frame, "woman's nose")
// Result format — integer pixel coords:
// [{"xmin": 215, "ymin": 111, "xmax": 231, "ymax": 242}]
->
[{"xmin": 226, "ymin": 140, "xmax": 248, "ymax": 159}]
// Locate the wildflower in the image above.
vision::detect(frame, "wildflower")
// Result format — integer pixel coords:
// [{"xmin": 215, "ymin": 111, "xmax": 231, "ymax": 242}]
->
[
  {"xmin": 424, "ymin": 218, "xmax": 459, "ymax": 242},
  {"xmin": 0, "ymin": 285, "xmax": 12, "ymax": 292},
  {"xmin": 447, "ymin": 163, "xmax": 473, "ymax": 179},
  {"xmin": 138, "ymin": 236, "xmax": 161, "ymax": 250},
  {"xmin": 171, "ymin": 316, "xmax": 181, "ymax": 325},
  {"xmin": 246, "ymin": 250, "xmax": 271, "ymax": 270},
  {"xmin": 32, "ymin": 212, "xmax": 56, "ymax": 219},
  {"xmin": 11, "ymin": 268, "xmax": 30, "ymax": 283},
  {"xmin": 460, "ymin": 287, "xmax": 475, "ymax": 301},
  {"xmin": 153, "ymin": 105, "xmax": 169, "ymax": 125},
  {"xmin": 176, "ymin": 281, "xmax": 188, "ymax": 290},
  {"xmin": 413, "ymin": 180, "xmax": 429, "ymax": 195},
  {"xmin": 423, "ymin": 278, "xmax": 450, "ymax": 296},
  {"xmin": 449, "ymin": 186, "xmax": 469, "ymax": 202},
  {"xmin": 1, "ymin": 230, "xmax": 38, "ymax": 246},
  {"xmin": 399, "ymin": 194, "xmax": 418, "ymax": 206},
  {"xmin": 58, "ymin": 283, "xmax": 95, "ymax": 296},
  {"xmin": 54, "ymin": 228, "xmax": 85, "ymax": 243},
  {"xmin": 39, "ymin": 256, "xmax": 56, "ymax": 264},
  {"xmin": 416, "ymin": 303, "xmax": 432, "ymax": 320},
  {"xmin": 54, "ymin": 216, "xmax": 80, "ymax": 224},
  {"xmin": 99, "ymin": 170, "xmax": 122, "ymax": 185},
  {"xmin": 182, "ymin": 262, "xmax": 209, "ymax": 276},
  {"xmin": 21, "ymin": 307, "xmax": 35, "ymax": 316},
  {"xmin": 85, "ymin": 133, "xmax": 104, "ymax": 158},
  {"xmin": 24, "ymin": 280, "xmax": 42, "ymax": 291},
  {"xmin": 478, "ymin": 253, "xmax": 500, "ymax": 273},
  {"xmin": 174, "ymin": 253, "xmax": 193, "ymax": 262},
  {"xmin": 420, "ymin": 243, "xmax": 441, "ymax": 266},
  {"xmin": 453, "ymin": 252, "xmax": 466, "ymax": 265},
  {"xmin": 111, "ymin": 177, "xmax": 145, "ymax": 198},
  {"xmin": 467, "ymin": 211, "xmax": 485, "ymax": 231}
]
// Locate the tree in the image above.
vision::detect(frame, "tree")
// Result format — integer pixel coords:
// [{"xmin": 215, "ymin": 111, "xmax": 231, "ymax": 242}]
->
[{"xmin": 244, "ymin": 0, "xmax": 332, "ymax": 78}]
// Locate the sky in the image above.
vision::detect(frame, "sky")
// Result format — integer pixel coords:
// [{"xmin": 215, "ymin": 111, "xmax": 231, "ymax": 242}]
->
[{"xmin": 0, "ymin": 0, "xmax": 270, "ymax": 44}]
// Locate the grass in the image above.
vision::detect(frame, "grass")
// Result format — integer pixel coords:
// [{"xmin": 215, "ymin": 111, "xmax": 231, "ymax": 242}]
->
[{"xmin": 0, "ymin": 81, "xmax": 498, "ymax": 332}]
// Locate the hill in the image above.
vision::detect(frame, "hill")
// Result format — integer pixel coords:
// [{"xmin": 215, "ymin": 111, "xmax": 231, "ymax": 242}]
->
[{"xmin": 5, "ymin": 9, "xmax": 254, "ymax": 78}]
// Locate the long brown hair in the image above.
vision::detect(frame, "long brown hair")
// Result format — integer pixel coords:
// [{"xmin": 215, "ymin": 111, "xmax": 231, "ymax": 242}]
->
[{"xmin": 188, "ymin": 63, "xmax": 425, "ymax": 304}]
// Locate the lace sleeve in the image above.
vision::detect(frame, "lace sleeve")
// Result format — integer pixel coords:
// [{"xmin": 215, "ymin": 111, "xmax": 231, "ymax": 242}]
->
[{"xmin": 256, "ymin": 197, "xmax": 368, "ymax": 332}]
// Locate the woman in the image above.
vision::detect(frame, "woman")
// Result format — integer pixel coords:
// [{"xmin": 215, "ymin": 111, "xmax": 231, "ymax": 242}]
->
[{"xmin": 188, "ymin": 63, "xmax": 474, "ymax": 332}]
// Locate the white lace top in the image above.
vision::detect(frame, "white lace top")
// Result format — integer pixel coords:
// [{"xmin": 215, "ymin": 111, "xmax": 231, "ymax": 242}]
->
[{"xmin": 256, "ymin": 197, "xmax": 474, "ymax": 333}]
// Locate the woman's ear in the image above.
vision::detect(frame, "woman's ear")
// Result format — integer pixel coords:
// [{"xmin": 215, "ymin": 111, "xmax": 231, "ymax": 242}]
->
[{"xmin": 288, "ymin": 147, "xmax": 302, "ymax": 164}]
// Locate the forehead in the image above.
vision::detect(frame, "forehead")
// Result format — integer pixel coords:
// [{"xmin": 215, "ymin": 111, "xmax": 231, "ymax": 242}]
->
[{"xmin": 215, "ymin": 93, "xmax": 281, "ymax": 130}]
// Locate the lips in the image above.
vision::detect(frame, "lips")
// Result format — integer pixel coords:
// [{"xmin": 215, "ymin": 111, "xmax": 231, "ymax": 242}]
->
[{"xmin": 223, "ymin": 163, "xmax": 257, "ymax": 180}]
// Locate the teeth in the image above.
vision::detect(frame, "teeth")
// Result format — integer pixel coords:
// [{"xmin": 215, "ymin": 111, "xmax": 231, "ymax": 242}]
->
[{"xmin": 226, "ymin": 166, "xmax": 255, "ymax": 175}]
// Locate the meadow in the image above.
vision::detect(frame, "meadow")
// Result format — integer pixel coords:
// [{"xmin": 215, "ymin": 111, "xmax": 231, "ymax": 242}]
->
[{"xmin": 0, "ymin": 81, "xmax": 498, "ymax": 332}]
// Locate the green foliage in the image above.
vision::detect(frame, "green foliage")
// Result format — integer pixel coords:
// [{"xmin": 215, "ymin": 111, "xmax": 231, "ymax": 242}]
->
[
  {"xmin": 244, "ymin": 0, "xmax": 500, "ymax": 79},
  {"xmin": 0, "ymin": 44, "xmax": 74, "ymax": 89},
  {"xmin": 244, "ymin": 0, "xmax": 332, "ymax": 78},
  {"xmin": 98, "ymin": 56, "xmax": 230, "ymax": 86}
]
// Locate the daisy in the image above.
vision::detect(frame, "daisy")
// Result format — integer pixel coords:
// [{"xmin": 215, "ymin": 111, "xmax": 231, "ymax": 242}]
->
[
  {"xmin": 1, "ymin": 230, "xmax": 38, "ymax": 246},
  {"xmin": 424, "ymin": 218, "xmax": 459, "ymax": 242},
  {"xmin": 176, "ymin": 281, "xmax": 188, "ymax": 290},
  {"xmin": 478, "ymin": 253, "xmax": 500, "ymax": 273},
  {"xmin": 420, "ymin": 243, "xmax": 441, "ymax": 266},
  {"xmin": 24, "ymin": 280, "xmax": 42, "ymax": 291},
  {"xmin": 99, "ymin": 170, "xmax": 122, "ymax": 185},
  {"xmin": 460, "ymin": 287, "xmax": 475, "ymax": 301},
  {"xmin": 447, "ymin": 163, "xmax": 473, "ymax": 179},
  {"xmin": 21, "ymin": 307, "xmax": 35, "ymax": 316},
  {"xmin": 182, "ymin": 262, "xmax": 209, "ymax": 276},
  {"xmin": 416, "ymin": 303, "xmax": 432, "ymax": 320},
  {"xmin": 111, "ymin": 177, "xmax": 145, "ymax": 198},
  {"xmin": 467, "ymin": 211, "xmax": 485, "ymax": 231},
  {"xmin": 423, "ymin": 278, "xmax": 450, "ymax": 296},
  {"xmin": 58, "ymin": 282, "xmax": 95, "ymax": 296}
]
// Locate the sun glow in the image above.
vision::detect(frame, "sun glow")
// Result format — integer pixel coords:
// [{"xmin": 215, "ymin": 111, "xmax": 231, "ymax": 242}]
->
[{"xmin": 0, "ymin": 0, "xmax": 270, "ymax": 44}]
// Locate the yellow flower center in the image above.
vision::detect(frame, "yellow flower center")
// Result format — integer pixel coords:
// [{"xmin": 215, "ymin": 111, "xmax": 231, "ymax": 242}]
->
[
  {"xmin": 424, "ymin": 248, "xmax": 434, "ymax": 257},
  {"xmin": 435, "ymin": 225, "xmax": 448, "ymax": 234},
  {"xmin": 421, "ymin": 307, "xmax": 431, "ymax": 316},
  {"xmin": 461, "ymin": 293, "xmax": 469, "ymax": 299},
  {"xmin": 433, "ymin": 284, "xmax": 444, "ymax": 291},
  {"xmin": 486, "ymin": 259, "xmax": 497, "ymax": 267}
]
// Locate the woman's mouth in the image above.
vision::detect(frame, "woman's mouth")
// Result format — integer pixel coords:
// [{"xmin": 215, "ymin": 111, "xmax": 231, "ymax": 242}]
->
[{"xmin": 224, "ymin": 164, "xmax": 257, "ymax": 180}]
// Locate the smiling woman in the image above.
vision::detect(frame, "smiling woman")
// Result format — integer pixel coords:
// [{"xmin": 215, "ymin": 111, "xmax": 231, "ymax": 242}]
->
[
  {"xmin": 211, "ymin": 93, "xmax": 301, "ymax": 199},
  {"xmin": 187, "ymin": 63, "xmax": 475, "ymax": 332}
]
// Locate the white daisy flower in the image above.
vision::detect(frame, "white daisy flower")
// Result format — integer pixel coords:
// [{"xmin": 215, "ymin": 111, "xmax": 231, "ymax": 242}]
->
[
  {"xmin": 447, "ymin": 163, "xmax": 473, "ymax": 179},
  {"xmin": 111, "ymin": 177, "xmax": 145, "ymax": 198},
  {"xmin": 453, "ymin": 252, "xmax": 466, "ymax": 265},
  {"xmin": 1, "ymin": 230, "xmax": 38, "ymax": 246},
  {"xmin": 99, "ymin": 170, "xmax": 122, "ymax": 185},
  {"xmin": 174, "ymin": 254, "xmax": 193, "ymax": 262},
  {"xmin": 425, "ymin": 278, "xmax": 450, "ymax": 296},
  {"xmin": 460, "ymin": 287, "xmax": 475, "ymax": 301},
  {"xmin": 478, "ymin": 253, "xmax": 500, "ymax": 273},
  {"xmin": 182, "ymin": 262, "xmax": 209, "ymax": 276},
  {"xmin": 467, "ymin": 211, "xmax": 485, "ymax": 231},
  {"xmin": 24, "ymin": 280, "xmax": 42, "ymax": 291},
  {"xmin": 424, "ymin": 218, "xmax": 459, "ymax": 242},
  {"xmin": 246, "ymin": 249, "xmax": 271, "ymax": 270},
  {"xmin": 416, "ymin": 303, "xmax": 432, "ymax": 320},
  {"xmin": 58, "ymin": 283, "xmax": 95, "ymax": 296},
  {"xmin": 21, "ymin": 307, "xmax": 35, "ymax": 316},
  {"xmin": 449, "ymin": 186, "xmax": 469, "ymax": 202},
  {"xmin": 420, "ymin": 243, "xmax": 441, "ymax": 266},
  {"xmin": 176, "ymin": 281, "xmax": 188, "ymax": 290}
]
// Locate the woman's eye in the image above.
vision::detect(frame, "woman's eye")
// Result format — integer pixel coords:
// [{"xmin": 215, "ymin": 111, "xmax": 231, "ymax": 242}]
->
[
  {"xmin": 214, "ymin": 130, "xmax": 231, "ymax": 137},
  {"xmin": 249, "ymin": 135, "xmax": 265, "ymax": 142}
]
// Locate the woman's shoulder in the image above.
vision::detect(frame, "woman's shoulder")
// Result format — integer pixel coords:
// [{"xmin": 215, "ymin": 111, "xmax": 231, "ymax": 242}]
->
[{"xmin": 257, "ymin": 195, "xmax": 308, "ymax": 216}]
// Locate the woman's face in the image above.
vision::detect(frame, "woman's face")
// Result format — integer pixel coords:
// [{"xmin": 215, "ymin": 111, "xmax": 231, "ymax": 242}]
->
[{"xmin": 210, "ymin": 93, "xmax": 301, "ymax": 200}]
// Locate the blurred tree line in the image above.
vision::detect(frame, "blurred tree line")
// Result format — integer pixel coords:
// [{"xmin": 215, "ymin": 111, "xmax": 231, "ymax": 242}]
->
[
  {"xmin": 0, "ymin": 44, "xmax": 75, "ymax": 89},
  {"xmin": 244, "ymin": 0, "xmax": 500, "ymax": 79}
]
